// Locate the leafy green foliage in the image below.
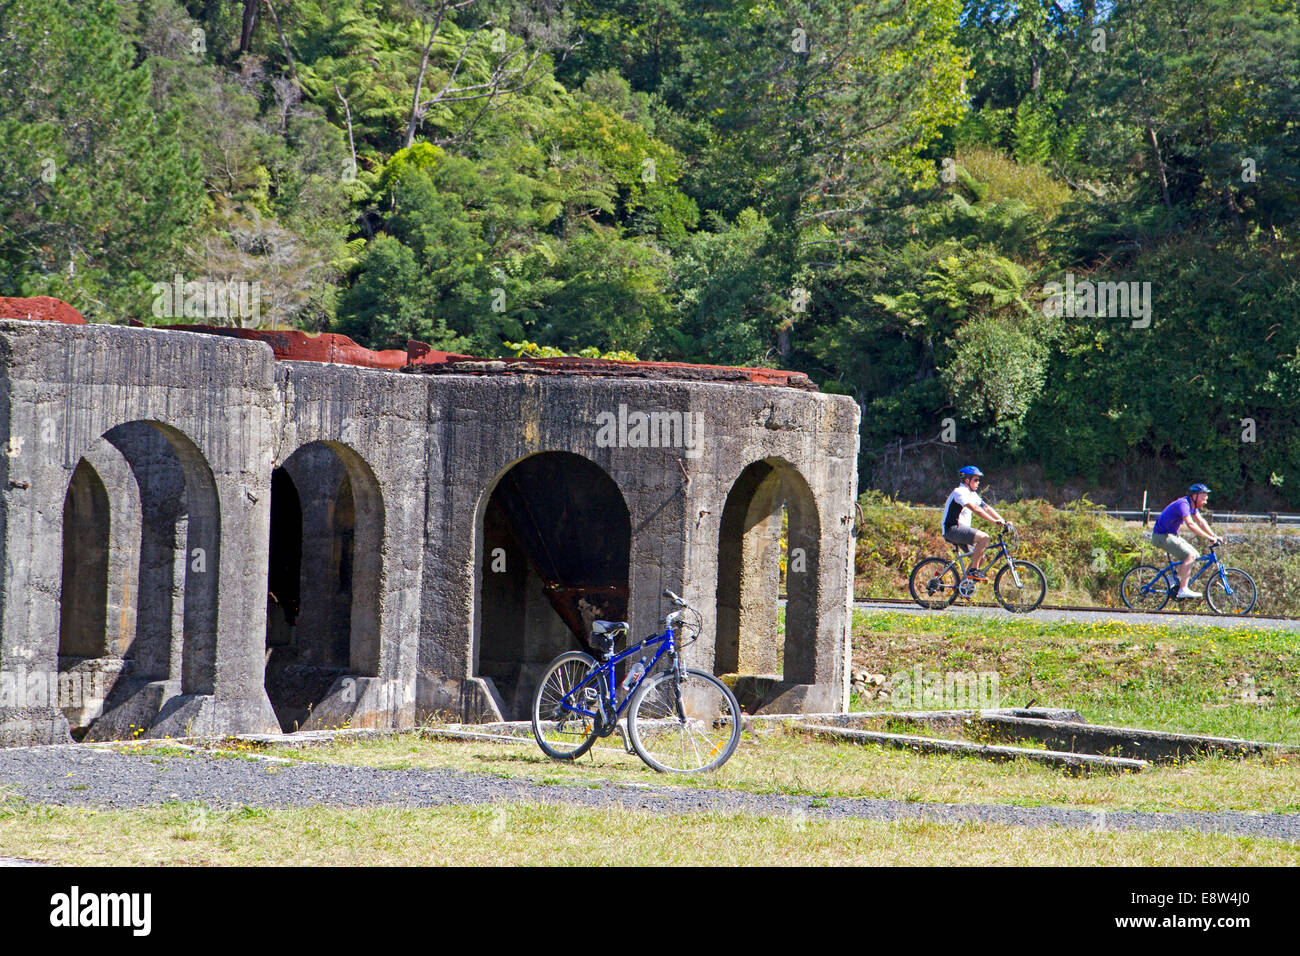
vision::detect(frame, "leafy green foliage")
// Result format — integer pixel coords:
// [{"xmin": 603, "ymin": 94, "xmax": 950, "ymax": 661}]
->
[
  {"xmin": 0, "ymin": 0, "xmax": 206, "ymax": 320},
  {"xmin": 2, "ymin": 0, "xmax": 1297, "ymax": 506}
]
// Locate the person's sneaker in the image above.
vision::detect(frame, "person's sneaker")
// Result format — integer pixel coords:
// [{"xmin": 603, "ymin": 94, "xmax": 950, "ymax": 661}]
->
[
  {"xmin": 1176, "ymin": 587, "xmax": 1202, "ymax": 599},
  {"xmin": 965, "ymin": 569, "xmax": 988, "ymax": 582}
]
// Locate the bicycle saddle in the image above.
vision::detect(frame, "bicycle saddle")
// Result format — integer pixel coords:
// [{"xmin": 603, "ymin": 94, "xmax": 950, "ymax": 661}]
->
[{"xmin": 591, "ymin": 620, "xmax": 628, "ymax": 635}]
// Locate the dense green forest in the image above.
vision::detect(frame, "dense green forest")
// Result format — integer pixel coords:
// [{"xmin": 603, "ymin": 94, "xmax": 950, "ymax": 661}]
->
[{"xmin": 2, "ymin": 0, "xmax": 1298, "ymax": 504}]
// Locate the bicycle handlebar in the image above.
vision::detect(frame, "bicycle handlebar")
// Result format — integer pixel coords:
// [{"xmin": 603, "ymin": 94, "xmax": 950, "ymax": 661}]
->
[{"xmin": 663, "ymin": 589, "xmax": 688, "ymax": 608}]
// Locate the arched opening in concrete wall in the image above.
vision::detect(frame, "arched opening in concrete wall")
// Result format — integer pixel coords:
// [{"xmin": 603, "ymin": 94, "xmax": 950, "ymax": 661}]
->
[
  {"xmin": 715, "ymin": 458, "xmax": 821, "ymax": 696},
  {"xmin": 60, "ymin": 460, "xmax": 110, "ymax": 660},
  {"xmin": 266, "ymin": 468, "xmax": 303, "ymax": 648},
  {"xmin": 57, "ymin": 458, "xmax": 114, "ymax": 740},
  {"xmin": 99, "ymin": 421, "xmax": 222, "ymax": 698},
  {"xmin": 264, "ymin": 441, "xmax": 382, "ymax": 731},
  {"xmin": 475, "ymin": 452, "xmax": 631, "ymax": 719},
  {"xmin": 56, "ymin": 422, "xmax": 218, "ymax": 739}
]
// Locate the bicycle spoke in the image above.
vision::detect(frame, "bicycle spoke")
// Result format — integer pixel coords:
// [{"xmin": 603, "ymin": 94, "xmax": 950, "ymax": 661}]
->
[
  {"xmin": 532, "ymin": 654, "xmax": 600, "ymax": 760},
  {"xmin": 1121, "ymin": 565, "xmax": 1171, "ymax": 612},
  {"xmin": 1207, "ymin": 568, "xmax": 1256, "ymax": 616},
  {"xmin": 630, "ymin": 671, "xmax": 739, "ymax": 773},
  {"xmin": 909, "ymin": 557, "xmax": 960, "ymax": 610}
]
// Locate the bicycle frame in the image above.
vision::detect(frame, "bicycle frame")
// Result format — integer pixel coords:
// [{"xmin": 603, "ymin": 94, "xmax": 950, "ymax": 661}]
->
[
  {"xmin": 1148, "ymin": 548, "xmax": 1233, "ymax": 593},
  {"xmin": 948, "ymin": 533, "xmax": 1022, "ymax": 589},
  {"xmin": 559, "ymin": 623, "xmax": 678, "ymax": 726}
]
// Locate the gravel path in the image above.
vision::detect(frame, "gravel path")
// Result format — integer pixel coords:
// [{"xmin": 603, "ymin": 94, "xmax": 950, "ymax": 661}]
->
[
  {"xmin": 1, "ymin": 745, "xmax": 1297, "ymax": 844},
  {"xmin": 853, "ymin": 600, "xmax": 1300, "ymax": 632}
]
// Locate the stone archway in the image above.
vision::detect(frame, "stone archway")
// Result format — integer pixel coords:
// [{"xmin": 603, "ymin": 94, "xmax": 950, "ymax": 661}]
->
[
  {"xmin": 60, "ymin": 421, "xmax": 220, "ymax": 741},
  {"xmin": 264, "ymin": 441, "xmax": 383, "ymax": 730},
  {"xmin": 715, "ymin": 458, "xmax": 821, "ymax": 709},
  {"xmin": 60, "ymin": 460, "xmax": 110, "ymax": 661},
  {"xmin": 474, "ymin": 452, "xmax": 631, "ymax": 719}
]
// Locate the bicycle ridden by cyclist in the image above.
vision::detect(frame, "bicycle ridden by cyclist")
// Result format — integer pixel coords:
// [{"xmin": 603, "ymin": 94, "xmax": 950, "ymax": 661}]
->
[
  {"xmin": 1151, "ymin": 483, "xmax": 1223, "ymax": 599},
  {"xmin": 941, "ymin": 466, "xmax": 1009, "ymax": 581}
]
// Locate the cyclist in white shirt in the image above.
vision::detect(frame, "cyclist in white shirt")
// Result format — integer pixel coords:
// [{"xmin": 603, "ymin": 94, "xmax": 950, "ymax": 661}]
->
[{"xmin": 941, "ymin": 466, "xmax": 1009, "ymax": 581}]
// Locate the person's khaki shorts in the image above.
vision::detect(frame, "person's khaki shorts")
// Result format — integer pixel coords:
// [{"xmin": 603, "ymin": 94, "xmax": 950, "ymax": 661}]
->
[
  {"xmin": 943, "ymin": 526, "xmax": 980, "ymax": 552},
  {"xmin": 1152, "ymin": 532, "xmax": 1198, "ymax": 562}
]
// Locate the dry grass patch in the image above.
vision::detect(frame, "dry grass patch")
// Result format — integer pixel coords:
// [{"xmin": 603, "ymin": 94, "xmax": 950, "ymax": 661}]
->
[
  {"xmin": 0, "ymin": 799, "xmax": 1294, "ymax": 866},
  {"xmin": 268, "ymin": 728, "xmax": 1300, "ymax": 814}
]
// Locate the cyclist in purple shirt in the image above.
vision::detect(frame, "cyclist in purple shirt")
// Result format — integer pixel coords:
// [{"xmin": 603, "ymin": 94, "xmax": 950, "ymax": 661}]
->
[{"xmin": 1151, "ymin": 484, "xmax": 1222, "ymax": 598}]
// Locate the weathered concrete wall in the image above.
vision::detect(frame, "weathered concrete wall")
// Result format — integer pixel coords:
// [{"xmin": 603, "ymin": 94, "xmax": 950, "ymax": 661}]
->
[
  {"xmin": 414, "ymin": 375, "xmax": 859, "ymax": 720},
  {"xmin": 416, "ymin": 376, "xmax": 693, "ymax": 721},
  {"xmin": 682, "ymin": 387, "xmax": 859, "ymax": 713},
  {"xmin": 0, "ymin": 318, "xmax": 860, "ymax": 745},
  {"xmin": 273, "ymin": 361, "xmax": 428, "ymax": 731},
  {"xmin": 0, "ymin": 321, "xmax": 280, "ymax": 743}
]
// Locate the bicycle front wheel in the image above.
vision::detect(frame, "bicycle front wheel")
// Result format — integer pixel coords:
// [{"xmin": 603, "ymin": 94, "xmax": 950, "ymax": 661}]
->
[
  {"xmin": 1206, "ymin": 568, "xmax": 1257, "ymax": 616},
  {"xmin": 1120, "ymin": 565, "xmax": 1172, "ymax": 612},
  {"xmin": 994, "ymin": 559, "xmax": 1046, "ymax": 613},
  {"xmin": 627, "ymin": 669, "xmax": 741, "ymax": 773},
  {"xmin": 531, "ymin": 651, "xmax": 600, "ymax": 761},
  {"xmin": 908, "ymin": 557, "xmax": 960, "ymax": 610}
]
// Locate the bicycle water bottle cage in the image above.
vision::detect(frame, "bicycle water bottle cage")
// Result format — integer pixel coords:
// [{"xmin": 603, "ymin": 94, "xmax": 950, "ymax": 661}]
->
[{"xmin": 590, "ymin": 620, "xmax": 627, "ymax": 658}]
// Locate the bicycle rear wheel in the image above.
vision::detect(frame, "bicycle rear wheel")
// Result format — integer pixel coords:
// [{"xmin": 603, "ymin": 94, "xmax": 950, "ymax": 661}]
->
[
  {"xmin": 1206, "ymin": 568, "xmax": 1257, "ymax": 616},
  {"xmin": 1120, "ymin": 565, "xmax": 1172, "ymax": 611},
  {"xmin": 531, "ymin": 651, "xmax": 600, "ymax": 761},
  {"xmin": 627, "ymin": 668, "xmax": 741, "ymax": 773},
  {"xmin": 993, "ymin": 559, "xmax": 1046, "ymax": 613},
  {"xmin": 908, "ymin": 557, "xmax": 960, "ymax": 609}
]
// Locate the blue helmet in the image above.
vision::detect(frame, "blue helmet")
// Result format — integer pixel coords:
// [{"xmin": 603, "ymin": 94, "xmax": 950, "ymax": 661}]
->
[
  {"xmin": 958, "ymin": 466, "xmax": 984, "ymax": 477},
  {"xmin": 1188, "ymin": 483, "xmax": 1211, "ymax": 494}
]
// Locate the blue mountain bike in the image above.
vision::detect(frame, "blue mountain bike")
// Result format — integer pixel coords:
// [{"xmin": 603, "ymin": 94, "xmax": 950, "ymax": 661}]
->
[
  {"xmin": 908, "ymin": 524, "xmax": 1046, "ymax": 612},
  {"xmin": 530, "ymin": 590, "xmax": 742, "ymax": 773},
  {"xmin": 1120, "ymin": 544, "xmax": 1257, "ymax": 615}
]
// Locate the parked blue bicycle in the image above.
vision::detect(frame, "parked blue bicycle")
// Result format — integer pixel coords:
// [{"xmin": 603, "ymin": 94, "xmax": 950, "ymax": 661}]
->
[
  {"xmin": 530, "ymin": 590, "xmax": 742, "ymax": 773},
  {"xmin": 1120, "ymin": 544, "xmax": 1257, "ymax": 615}
]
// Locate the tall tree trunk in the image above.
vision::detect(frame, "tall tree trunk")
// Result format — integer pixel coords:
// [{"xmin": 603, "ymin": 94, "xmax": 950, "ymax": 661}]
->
[
  {"xmin": 404, "ymin": 2, "xmax": 454, "ymax": 149},
  {"xmin": 263, "ymin": 0, "xmax": 300, "ymax": 89},
  {"xmin": 336, "ymin": 82, "xmax": 357, "ymax": 179},
  {"xmin": 404, "ymin": 39, "xmax": 437, "ymax": 148},
  {"xmin": 1147, "ymin": 125, "xmax": 1172, "ymax": 209},
  {"xmin": 239, "ymin": 0, "xmax": 258, "ymax": 53}
]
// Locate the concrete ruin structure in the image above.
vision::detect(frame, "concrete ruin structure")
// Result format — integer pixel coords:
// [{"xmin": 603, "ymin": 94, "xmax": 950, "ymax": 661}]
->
[{"xmin": 0, "ymin": 301, "xmax": 860, "ymax": 746}]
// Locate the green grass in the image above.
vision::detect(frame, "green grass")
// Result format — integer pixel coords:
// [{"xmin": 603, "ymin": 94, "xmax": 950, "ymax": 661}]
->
[
  {"xmin": 3, "ymin": 610, "xmax": 1294, "ymax": 866},
  {"xmin": 0, "ymin": 797, "xmax": 1293, "ymax": 866},
  {"xmin": 850, "ymin": 610, "xmax": 1300, "ymax": 743},
  {"xmin": 152, "ymin": 608, "xmax": 1297, "ymax": 823}
]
